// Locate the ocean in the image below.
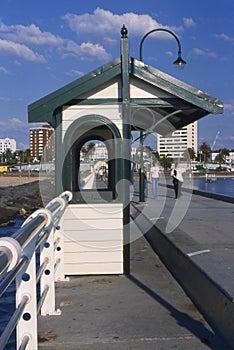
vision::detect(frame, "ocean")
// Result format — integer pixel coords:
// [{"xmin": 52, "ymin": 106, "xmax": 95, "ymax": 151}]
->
[
  {"xmin": 0, "ymin": 217, "xmax": 24, "ymax": 350},
  {"xmin": 192, "ymin": 177, "xmax": 234, "ymax": 198}
]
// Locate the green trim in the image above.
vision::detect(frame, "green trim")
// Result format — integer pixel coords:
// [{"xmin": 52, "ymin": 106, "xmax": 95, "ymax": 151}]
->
[
  {"xmin": 28, "ymin": 55, "xmax": 223, "ymax": 127},
  {"xmin": 130, "ymin": 58, "xmax": 223, "ymax": 114},
  {"xmin": 60, "ymin": 114, "xmax": 123, "ymax": 203},
  {"xmin": 28, "ymin": 57, "xmax": 122, "ymax": 123},
  {"xmin": 64, "ymin": 98, "xmax": 122, "ymax": 106},
  {"xmin": 54, "ymin": 111, "xmax": 63, "ymax": 196},
  {"xmin": 121, "ymin": 35, "xmax": 131, "ymax": 275}
]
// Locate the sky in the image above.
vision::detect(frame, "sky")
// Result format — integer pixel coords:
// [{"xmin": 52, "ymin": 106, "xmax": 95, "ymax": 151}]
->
[{"xmin": 0, "ymin": 0, "xmax": 233, "ymax": 151}]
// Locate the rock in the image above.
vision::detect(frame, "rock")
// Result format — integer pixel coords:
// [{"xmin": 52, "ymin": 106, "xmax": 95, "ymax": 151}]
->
[
  {"xmin": 0, "ymin": 180, "xmax": 44, "ymax": 226},
  {"xmin": 19, "ymin": 208, "xmax": 27, "ymax": 216}
]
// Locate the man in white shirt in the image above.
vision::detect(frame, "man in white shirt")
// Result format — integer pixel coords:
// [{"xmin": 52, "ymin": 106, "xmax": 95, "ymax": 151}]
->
[{"xmin": 150, "ymin": 161, "xmax": 160, "ymax": 198}]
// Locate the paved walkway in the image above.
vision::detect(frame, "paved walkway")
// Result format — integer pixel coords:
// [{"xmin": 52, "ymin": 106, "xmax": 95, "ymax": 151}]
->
[
  {"xmin": 132, "ymin": 182, "xmax": 234, "ymax": 296},
  {"xmin": 37, "ymin": 184, "xmax": 233, "ymax": 349}
]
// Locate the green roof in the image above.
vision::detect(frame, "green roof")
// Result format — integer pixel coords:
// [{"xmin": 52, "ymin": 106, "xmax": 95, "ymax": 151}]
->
[{"xmin": 28, "ymin": 55, "xmax": 223, "ymax": 132}]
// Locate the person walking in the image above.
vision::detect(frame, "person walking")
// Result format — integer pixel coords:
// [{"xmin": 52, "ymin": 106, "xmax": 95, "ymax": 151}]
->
[
  {"xmin": 171, "ymin": 163, "xmax": 183, "ymax": 199},
  {"xmin": 150, "ymin": 161, "xmax": 160, "ymax": 198}
]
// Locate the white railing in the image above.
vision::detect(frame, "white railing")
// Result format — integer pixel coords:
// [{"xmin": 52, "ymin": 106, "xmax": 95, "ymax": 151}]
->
[{"xmin": 0, "ymin": 190, "xmax": 72, "ymax": 350}]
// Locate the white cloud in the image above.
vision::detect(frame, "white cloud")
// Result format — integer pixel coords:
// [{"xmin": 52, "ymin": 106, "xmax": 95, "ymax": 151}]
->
[
  {"xmin": 165, "ymin": 50, "xmax": 173, "ymax": 57},
  {"xmin": 224, "ymin": 103, "xmax": 234, "ymax": 114},
  {"xmin": 0, "ymin": 19, "xmax": 110, "ymax": 62},
  {"xmin": 62, "ymin": 8, "xmax": 182, "ymax": 41},
  {"xmin": 0, "ymin": 22, "xmax": 64, "ymax": 46},
  {"xmin": 64, "ymin": 40, "xmax": 111, "ymax": 61},
  {"xmin": 0, "ymin": 66, "xmax": 9, "ymax": 74},
  {"xmin": 0, "ymin": 118, "xmax": 29, "ymax": 131},
  {"xmin": 183, "ymin": 17, "xmax": 196, "ymax": 28},
  {"xmin": 65, "ymin": 69, "xmax": 84, "ymax": 78},
  {"xmin": 192, "ymin": 47, "xmax": 216, "ymax": 58},
  {"xmin": 214, "ymin": 33, "xmax": 234, "ymax": 42},
  {"xmin": 0, "ymin": 39, "xmax": 46, "ymax": 62}
]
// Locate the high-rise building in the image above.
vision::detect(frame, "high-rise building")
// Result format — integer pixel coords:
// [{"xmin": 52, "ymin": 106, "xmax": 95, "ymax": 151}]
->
[
  {"xmin": 157, "ymin": 121, "xmax": 198, "ymax": 160},
  {"xmin": 30, "ymin": 125, "xmax": 54, "ymax": 161},
  {"xmin": 0, "ymin": 138, "xmax": 17, "ymax": 154}
]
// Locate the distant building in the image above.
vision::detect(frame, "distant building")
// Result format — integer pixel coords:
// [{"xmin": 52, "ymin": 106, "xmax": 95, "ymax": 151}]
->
[
  {"xmin": 211, "ymin": 151, "xmax": 234, "ymax": 165},
  {"xmin": 93, "ymin": 143, "xmax": 108, "ymax": 160},
  {"xmin": 30, "ymin": 125, "xmax": 54, "ymax": 161},
  {"xmin": 157, "ymin": 122, "xmax": 198, "ymax": 160},
  {"xmin": 0, "ymin": 137, "xmax": 17, "ymax": 154}
]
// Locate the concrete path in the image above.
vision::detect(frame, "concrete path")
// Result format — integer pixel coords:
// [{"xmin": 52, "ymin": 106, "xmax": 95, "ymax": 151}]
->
[
  {"xmin": 37, "ymin": 193, "xmax": 232, "ymax": 349},
  {"xmin": 132, "ymin": 182, "xmax": 234, "ymax": 297}
]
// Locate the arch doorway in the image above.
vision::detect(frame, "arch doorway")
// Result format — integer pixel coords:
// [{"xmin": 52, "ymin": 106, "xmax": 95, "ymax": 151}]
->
[{"xmin": 62, "ymin": 115, "xmax": 122, "ymax": 203}]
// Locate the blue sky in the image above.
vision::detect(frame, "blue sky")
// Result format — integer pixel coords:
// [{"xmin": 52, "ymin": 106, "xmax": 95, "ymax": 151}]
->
[{"xmin": 0, "ymin": 0, "xmax": 233, "ymax": 150}]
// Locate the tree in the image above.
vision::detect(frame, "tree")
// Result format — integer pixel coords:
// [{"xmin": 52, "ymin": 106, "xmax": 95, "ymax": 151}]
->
[
  {"xmin": 187, "ymin": 148, "xmax": 196, "ymax": 160},
  {"xmin": 199, "ymin": 142, "xmax": 211, "ymax": 163},
  {"xmin": 215, "ymin": 148, "xmax": 230, "ymax": 165},
  {"xmin": 215, "ymin": 152, "xmax": 225, "ymax": 165},
  {"xmin": 220, "ymin": 148, "xmax": 229, "ymax": 163},
  {"xmin": 24, "ymin": 149, "xmax": 31, "ymax": 164},
  {"xmin": 159, "ymin": 155, "xmax": 173, "ymax": 171},
  {"xmin": 152, "ymin": 151, "xmax": 160, "ymax": 161},
  {"xmin": 4, "ymin": 148, "xmax": 12, "ymax": 164},
  {"xmin": 86, "ymin": 142, "xmax": 96, "ymax": 160}
]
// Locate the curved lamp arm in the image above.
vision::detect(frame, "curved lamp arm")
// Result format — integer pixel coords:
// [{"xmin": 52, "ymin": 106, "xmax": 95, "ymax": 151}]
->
[{"xmin": 139, "ymin": 28, "xmax": 186, "ymax": 69}]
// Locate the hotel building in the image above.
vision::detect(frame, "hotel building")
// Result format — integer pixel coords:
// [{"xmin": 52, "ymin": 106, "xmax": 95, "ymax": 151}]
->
[
  {"xmin": 30, "ymin": 125, "xmax": 54, "ymax": 161},
  {"xmin": 157, "ymin": 121, "xmax": 198, "ymax": 160}
]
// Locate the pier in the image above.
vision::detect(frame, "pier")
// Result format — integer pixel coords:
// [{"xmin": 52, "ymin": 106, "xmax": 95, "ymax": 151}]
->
[{"xmin": 36, "ymin": 186, "xmax": 234, "ymax": 350}]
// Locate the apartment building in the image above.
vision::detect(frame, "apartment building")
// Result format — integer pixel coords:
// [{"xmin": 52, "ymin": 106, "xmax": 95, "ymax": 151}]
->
[
  {"xmin": 30, "ymin": 125, "xmax": 54, "ymax": 161},
  {"xmin": 0, "ymin": 137, "xmax": 17, "ymax": 154},
  {"xmin": 157, "ymin": 122, "xmax": 198, "ymax": 160}
]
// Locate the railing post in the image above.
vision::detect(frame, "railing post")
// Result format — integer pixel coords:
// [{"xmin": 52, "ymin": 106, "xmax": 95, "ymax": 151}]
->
[
  {"xmin": 40, "ymin": 220, "xmax": 61, "ymax": 316},
  {"xmin": 54, "ymin": 225, "xmax": 69, "ymax": 282},
  {"xmin": 16, "ymin": 242, "xmax": 38, "ymax": 349}
]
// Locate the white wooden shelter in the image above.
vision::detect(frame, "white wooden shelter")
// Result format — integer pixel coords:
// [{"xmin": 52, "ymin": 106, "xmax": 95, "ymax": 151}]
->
[{"xmin": 28, "ymin": 27, "xmax": 223, "ymax": 275}]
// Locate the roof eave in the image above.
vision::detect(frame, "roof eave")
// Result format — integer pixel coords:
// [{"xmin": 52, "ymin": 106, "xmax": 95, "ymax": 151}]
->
[{"xmin": 129, "ymin": 57, "xmax": 224, "ymax": 115}]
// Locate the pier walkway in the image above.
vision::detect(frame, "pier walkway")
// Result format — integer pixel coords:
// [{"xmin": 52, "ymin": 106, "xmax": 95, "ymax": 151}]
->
[{"xmin": 37, "ymin": 185, "xmax": 233, "ymax": 350}]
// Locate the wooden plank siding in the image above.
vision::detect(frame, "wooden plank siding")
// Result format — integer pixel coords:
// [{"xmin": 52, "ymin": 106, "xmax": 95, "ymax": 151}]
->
[
  {"xmin": 62, "ymin": 104, "xmax": 123, "ymax": 141},
  {"xmin": 61, "ymin": 204, "xmax": 124, "ymax": 275}
]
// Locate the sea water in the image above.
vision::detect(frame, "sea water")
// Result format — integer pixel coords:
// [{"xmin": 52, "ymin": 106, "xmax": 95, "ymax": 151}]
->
[
  {"xmin": 192, "ymin": 177, "xmax": 234, "ymax": 198},
  {"xmin": 0, "ymin": 217, "xmax": 24, "ymax": 350}
]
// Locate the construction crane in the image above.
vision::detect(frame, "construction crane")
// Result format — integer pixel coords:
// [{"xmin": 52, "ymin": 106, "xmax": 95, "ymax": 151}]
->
[{"xmin": 211, "ymin": 131, "xmax": 220, "ymax": 151}]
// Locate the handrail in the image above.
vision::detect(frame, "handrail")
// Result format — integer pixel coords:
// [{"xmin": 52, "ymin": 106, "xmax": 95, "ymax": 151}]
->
[
  {"xmin": 0, "ymin": 295, "xmax": 29, "ymax": 350},
  {"xmin": 0, "ymin": 190, "xmax": 72, "ymax": 350},
  {"xmin": 0, "ymin": 256, "xmax": 29, "ymax": 298}
]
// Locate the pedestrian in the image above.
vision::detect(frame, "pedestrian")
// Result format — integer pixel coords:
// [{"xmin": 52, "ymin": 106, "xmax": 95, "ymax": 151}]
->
[
  {"xmin": 171, "ymin": 163, "xmax": 183, "ymax": 199},
  {"xmin": 143, "ymin": 166, "xmax": 148, "ymax": 197},
  {"xmin": 150, "ymin": 161, "xmax": 160, "ymax": 198}
]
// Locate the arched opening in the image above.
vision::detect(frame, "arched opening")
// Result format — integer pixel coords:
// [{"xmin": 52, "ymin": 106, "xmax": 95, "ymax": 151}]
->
[
  {"xmin": 62, "ymin": 116, "xmax": 122, "ymax": 203},
  {"xmin": 79, "ymin": 140, "xmax": 109, "ymax": 190}
]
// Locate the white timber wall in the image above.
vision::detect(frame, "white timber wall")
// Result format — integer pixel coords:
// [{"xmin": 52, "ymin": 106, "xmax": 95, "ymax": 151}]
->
[
  {"xmin": 62, "ymin": 105, "xmax": 123, "ymax": 141},
  {"xmin": 61, "ymin": 203, "xmax": 124, "ymax": 275},
  {"xmin": 59, "ymin": 76, "xmax": 172, "ymax": 275}
]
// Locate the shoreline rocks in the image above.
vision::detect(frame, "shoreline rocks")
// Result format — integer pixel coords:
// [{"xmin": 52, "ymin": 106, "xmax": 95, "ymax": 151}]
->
[{"xmin": 0, "ymin": 181, "xmax": 43, "ymax": 226}]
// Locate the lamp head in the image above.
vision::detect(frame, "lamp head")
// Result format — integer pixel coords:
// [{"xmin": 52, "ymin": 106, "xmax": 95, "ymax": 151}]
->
[{"xmin": 173, "ymin": 52, "xmax": 186, "ymax": 70}]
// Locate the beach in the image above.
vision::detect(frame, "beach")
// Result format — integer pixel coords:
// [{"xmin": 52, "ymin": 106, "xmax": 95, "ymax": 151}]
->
[{"xmin": 0, "ymin": 174, "xmax": 39, "ymax": 187}]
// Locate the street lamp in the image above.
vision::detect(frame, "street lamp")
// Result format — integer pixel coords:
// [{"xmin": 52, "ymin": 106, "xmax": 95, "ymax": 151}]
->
[
  {"xmin": 139, "ymin": 28, "xmax": 186, "ymax": 69},
  {"xmin": 138, "ymin": 28, "xmax": 186, "ymax": 202}
]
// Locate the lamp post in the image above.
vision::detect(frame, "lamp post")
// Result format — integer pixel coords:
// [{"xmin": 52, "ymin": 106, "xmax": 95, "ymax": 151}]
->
[
  {"xmin": 138, "ymin": 28, "xmax": 186, "ymax": 202},
  {"xmin": 139, "ymin": 28, "xmax": 186, "ymax": 68}
]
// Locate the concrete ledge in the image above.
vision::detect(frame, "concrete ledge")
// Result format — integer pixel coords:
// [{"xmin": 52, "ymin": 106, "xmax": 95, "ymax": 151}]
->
[
  {"xmin": 161, "ymin": 183, "xmax": 234, "ymax": 204},
  {"xmin": 131, "ymin": 202, "xmax": 234, "ymax": 349}
]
